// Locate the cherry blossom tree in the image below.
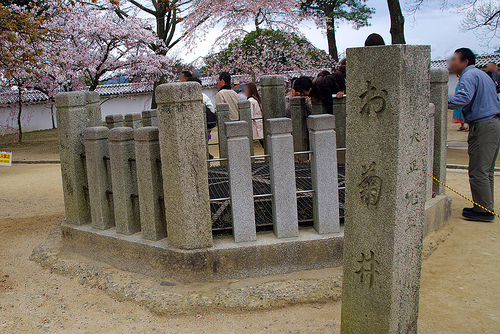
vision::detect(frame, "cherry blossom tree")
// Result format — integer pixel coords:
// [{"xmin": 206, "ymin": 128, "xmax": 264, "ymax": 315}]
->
[
  {"xmin": 0, "ymin": 0, "xmax": 172, "ymax": 141},
  {"xmin": 204, "ymin": 29, "xmax": 334, "ymax": 80}
]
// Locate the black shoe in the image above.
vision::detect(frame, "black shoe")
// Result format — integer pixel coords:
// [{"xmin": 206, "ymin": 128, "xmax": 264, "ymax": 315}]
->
[
  {"xmin": 463, "ymin": 207, "xmax": 475, "ymax": 213},
  {"xmin": 462, "ymin": 210, "xmax": 495, "ymax": 222}
]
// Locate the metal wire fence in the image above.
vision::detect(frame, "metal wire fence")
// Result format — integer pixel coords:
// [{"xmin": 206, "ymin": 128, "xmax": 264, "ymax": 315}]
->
[{"xmin": 207, "ymin": 157, "xmax": 346, "ymax": 233}]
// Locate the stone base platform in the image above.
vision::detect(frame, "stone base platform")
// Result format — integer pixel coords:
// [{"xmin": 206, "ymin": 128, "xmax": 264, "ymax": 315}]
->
[
  {"xmin": 61, "ymin": 223, "xmax": 344, "ymax": 283},
  {"xmin": 60, "ymin": 194, "xmax": 451, "ymax": 284},
  {"xmin": 424, "ymin": 194, "xmax": 452, "ymax": 237}
]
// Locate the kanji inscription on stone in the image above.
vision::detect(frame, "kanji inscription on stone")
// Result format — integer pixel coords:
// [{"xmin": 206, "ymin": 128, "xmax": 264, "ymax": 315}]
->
[
  {"xmin": 359, "ymin": 81, "xmax": 388, "ymax": 115},
  {"xmin": 359, "ymin": 162, "xmax": 382, "ymax": 206},
  {"xmin": 355, "ymin": 250, "xmax": 380, "ymax": 287}
]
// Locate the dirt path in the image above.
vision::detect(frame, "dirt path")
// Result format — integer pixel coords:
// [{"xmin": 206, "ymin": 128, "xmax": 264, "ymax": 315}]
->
[{"xmin": 0, "ymin": 164, "xmax": 499, "ymax": 333}]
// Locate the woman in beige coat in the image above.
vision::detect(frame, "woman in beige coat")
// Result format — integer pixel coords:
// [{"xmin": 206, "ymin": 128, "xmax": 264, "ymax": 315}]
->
[{"xmin": 244, "ymin": 83, "xmax": 264, "ymax": 147}]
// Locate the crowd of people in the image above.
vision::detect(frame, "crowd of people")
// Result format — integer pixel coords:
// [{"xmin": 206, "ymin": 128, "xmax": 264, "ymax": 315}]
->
[
  {"xmin": 177, "ymin": 41, "xmax": 499, "ymax": 224},
  {"xmin": 178, "ymin": 64, "xmax": 347, "ymax": 149},
  {"xmin": 175, "ymin": 33, "xmax": 389, "ymax": 148}
]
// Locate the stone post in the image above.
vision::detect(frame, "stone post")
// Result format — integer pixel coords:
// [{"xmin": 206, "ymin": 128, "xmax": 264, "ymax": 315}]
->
[
  {"xmin": 124, "ymin": 112, "xmax": 142, "ymax": 129},
  {"xmin": 427, "ymin": 103, "xmax": 436, "ymax": 200},
  {"xmin": 226, "ymin": 121, "xmax": 257, "ymax": 243},
  {"xmin": 267, "ymin": 118, "xmax": 298, "ymax": 239},
  {"xmin": 332, "ymin": 96, "xmax": 347, "ymax": 148},
  {"xmin": 307, "ymin": 115, "xmax": 340, "ymax": 234},
  {"xmin": 333, "ymin": 97, "xmax": 347, "ymax": 164},
  {"xmin": 55, "ymin": 91, "xmax": 96, "ymax": 225},
  {"xmin": 217, "ymin": 103, "xmax": 231, "ymax": 160},
  {"xmin": 84, "ymin": 126, "xmax": 114, "ymax": 230},
  {"xmin": 260, "ymin": 75, "xmax": 286, "ymax": 139},
  {"xmin": 238, "ymin": 100, "xmax": 254, "ymax": 156},
  {"xmin": 85, "ymin": 92, "xmax": 102, "ymax": 127},
  {"xmin": 311, "ymin": 101, "xmax": 325, "ymax": 115},
  {"xmin": 156, "ymin": 82, "xmax": 213, "ymax": 250},
  {"xmin": 342, "ymin": 45, "xmax": 430, "ymax": 334},
  {"xmin": 142, "ymin": 109, "xmax": 157, "ymax": 127},
  {"xmin": 290, "ymin": 96, "xmax": 308, "ymax": 156},
  {"xmin": 105, "ymin": 114, "xmax": 124, "ymax": 129},
  {"xmin": 109, "ymin": 127, "xmax": 140, "ymax": 235},
  {"xmin": 430, "ymin": 68, "xmax": 449, "ymax": 195},
  {"xmin": 134, "ymin": 127, "xmax": 166, "ymax": 241}
]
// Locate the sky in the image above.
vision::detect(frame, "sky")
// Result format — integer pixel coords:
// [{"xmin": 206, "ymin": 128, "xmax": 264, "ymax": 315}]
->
[{"xmin": 170, "ymin": 0, "xmax": 499, "ymax": 64}]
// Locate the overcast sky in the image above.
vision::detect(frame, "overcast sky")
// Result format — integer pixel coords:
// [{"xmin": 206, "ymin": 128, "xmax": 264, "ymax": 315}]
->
[{"xmin": 172, "ymin": 0, "xmax": 499, "ymax": 63}]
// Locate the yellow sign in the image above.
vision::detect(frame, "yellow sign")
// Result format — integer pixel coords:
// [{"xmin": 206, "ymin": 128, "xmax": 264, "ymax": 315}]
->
[{"xmin": 0, "ymin": 152, "xmax": 12, "ymax": 166}]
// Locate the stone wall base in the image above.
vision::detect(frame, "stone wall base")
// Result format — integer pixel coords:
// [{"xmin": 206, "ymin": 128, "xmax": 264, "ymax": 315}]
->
[
  {"xmin": 61, "ymin": 195, "xmax": 451, "ymax": 283},
  {"xmin": 424, "ymin": 194, "xmax": 452, "ymax": 237},
  {"xmin": 61, "ymin": 223, "xmax": 344, "ymax": 283}
]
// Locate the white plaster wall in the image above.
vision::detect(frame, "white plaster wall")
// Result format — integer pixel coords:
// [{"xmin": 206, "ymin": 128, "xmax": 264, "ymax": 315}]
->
[
  {"xmin": 0, "ymin": 102, "xmax": 56, "ymax": 135},
  {"xmin": 0, "ymin": 88, "xmax": 220, "ymax": 135}
]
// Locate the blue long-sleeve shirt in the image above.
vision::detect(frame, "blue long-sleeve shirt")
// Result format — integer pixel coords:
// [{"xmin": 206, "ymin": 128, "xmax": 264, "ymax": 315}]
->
[{"xmin": 448, "ymin": 65, "xmax": 500, "ymax": 124}]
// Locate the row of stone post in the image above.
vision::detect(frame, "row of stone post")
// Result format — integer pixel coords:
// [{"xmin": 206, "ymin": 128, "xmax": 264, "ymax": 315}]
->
[
  {"xmin": 83, "ymin": 125, "xmax": 166, "ymax": 240},
  {"xmin": 105, "ymin": 110, "xmax": 158, "ymax": 129},
  {"xmin": 226, "ymin": 115, "xmax": 340, "ymax": 242}
]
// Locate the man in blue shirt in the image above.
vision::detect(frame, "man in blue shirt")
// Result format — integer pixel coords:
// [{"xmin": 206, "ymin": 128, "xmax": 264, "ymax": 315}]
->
[{"xmin": 448, "ymin": 48, "xmax": 500, "ymax": 222}]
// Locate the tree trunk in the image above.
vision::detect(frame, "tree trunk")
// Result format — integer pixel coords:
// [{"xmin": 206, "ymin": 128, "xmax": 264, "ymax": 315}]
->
[
  {"xmin": 387, "ymin": 0, "xmax": 406, "ymax": 44},
  {"xmin": 17, "ymin": 89, "xmax": 23, "ymax": 143},
  {"xmin": 326, "ymin": 27, "xmax": 339, "ymax": 62},
  {"xmin": 324, "ymin": 7, "xmax": 339, "ymax": 62},
  {"xmin": 50, "ymin": 101, "xmax": 56, "ymax": 129},
  {"xmin": 150, "ymin": 76, "xmax": 168, "ymax": 109}
]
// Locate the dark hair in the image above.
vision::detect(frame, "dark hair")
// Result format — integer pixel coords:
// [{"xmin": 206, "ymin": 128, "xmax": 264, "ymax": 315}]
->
[
  {"xmin": 338, "ymin": 58, "xmax": 346, "ymax": 74},
  {"xmin": 454, "ymin": 48, "xmax": 476, "ymax": 66},
  {"xmin": 364, "ymin": 33, "xmax": 385, "ymax": 47},
  {"xmin": 219, "ymin": 71, "xmax": 231, "ymax": 85},
  {"xmin": 317, "ymin": 70, "xmax": 331, "ymax": 78},
  {"xmin": 181, "ymin": 70, "xmax": 192, "ymax": 78},
  {"xmin": 245, "ymin": 82, "xmax": 261, "ymax": 108},
  {"xmin": 293, "ymin": 76, "xmax": 313, "ymax": 94},
  {"xmin": 187, "ymin": 77, "xmax": 202, "ymax": 85}
]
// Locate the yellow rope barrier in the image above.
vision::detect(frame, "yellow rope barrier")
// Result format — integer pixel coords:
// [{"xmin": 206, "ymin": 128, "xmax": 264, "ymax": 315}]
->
[{"xmin": 427, "ymin": 173, "xmax": 499, "ymax": 218}]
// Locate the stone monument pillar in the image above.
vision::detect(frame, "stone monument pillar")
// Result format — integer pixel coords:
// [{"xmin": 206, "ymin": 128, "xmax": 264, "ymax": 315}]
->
[
  {"xmin": 55, "ymin": 91, "xmax": 97, "ymax": 225},
  {"xmin": 430, "ymin": 68, "xmax": 449, "ymax": 195},
  {"xmin": 105, "ymin": 114, "xmax": 124, "ymax": 129},
  {"xmin": 84, "ymin": 126, "xmax": 114, "ymax": 230},
  {"xmin": 267, "ymin": 118, "xmax": 299, "ymax": 239},
  {"xmin": 342, "ymin": 45, "xmax": 430, "ymax": 334},
  {"xmin": 307, "ymin": 115, "xmax": 340, "ymax": 234},
  {"xmin": 156, "ymin": 82, "xmax": 213, "ymax": 250},
  {"xmin": 427, "ymin": 103, "xmax": 436, "ymax": 200},
  {"xmin": 134, "ymin": 127, "xmax": 166, "ymax": 241},
  {"xmin": 142, "ymin": 109, "xmax": 157, "ymax": 127},
  {"xmin": 108, "ymin": 127, "xmax": 140, "ymax": 235},
  {"xmin": 260, "ymin": 75, "xmax": 286, "ymax": 139},
  {"xmin": 124, "ymin": 112, "xmax": 142, "ymax": 129},
  {"xmin": 226, "ymin": 121, "xmax": 256, "ymax": 243},
  {"xmin": 85, "ymin": 92, "xmax": 102, "ymax": 127},
  {"xmin": 290, "ymin": 96, "xmax": 308, "ymax": 154}
]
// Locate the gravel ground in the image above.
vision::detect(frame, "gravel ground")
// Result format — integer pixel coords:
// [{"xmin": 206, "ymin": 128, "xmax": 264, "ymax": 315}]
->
[{"xmin": 1, "ymin": 165, "xmax": 499, "ymax": 333}]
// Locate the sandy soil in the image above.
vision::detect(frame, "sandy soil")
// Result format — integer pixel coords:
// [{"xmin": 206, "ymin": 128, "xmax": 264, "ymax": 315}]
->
[{"xmin": 1, "ymin": 164, "xmax": 499, "ymax": 333}]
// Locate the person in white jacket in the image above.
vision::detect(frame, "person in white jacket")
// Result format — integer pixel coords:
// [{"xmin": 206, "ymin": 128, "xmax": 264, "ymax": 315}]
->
[{"xmin": 244, "ymin": 82, "xmax": 264, "ymax": 148}]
